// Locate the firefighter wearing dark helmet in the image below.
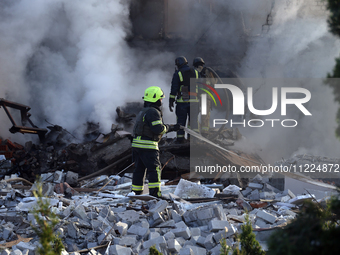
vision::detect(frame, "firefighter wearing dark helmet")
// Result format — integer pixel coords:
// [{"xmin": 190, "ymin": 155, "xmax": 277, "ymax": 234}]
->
[
  {"xmin": 169, "ymin": 56, "xmax": 200, "ymax": 143},
  {"xmin": 193, "ymin": 57, "xmax": 211, "ymax": 137},
  {"xmin": 193, "ymin": 57, "xmax": 206, "ymax": 77},
  {"xmin": 132, "ymin": 86, "xmax": 180, "ymax": 198}
]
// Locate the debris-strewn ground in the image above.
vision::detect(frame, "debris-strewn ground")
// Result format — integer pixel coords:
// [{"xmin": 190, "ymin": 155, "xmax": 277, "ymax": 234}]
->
[
  {"xmin": 0, "ymin": 115, "xmax": 268, "ymax": 186},
  {"xmin": 0, "ymin": 119, "xmax": 338, "ymax": 254},
  {"xmin": 0, "ymin": 170, "xmax": 334, "ymax": 255}
]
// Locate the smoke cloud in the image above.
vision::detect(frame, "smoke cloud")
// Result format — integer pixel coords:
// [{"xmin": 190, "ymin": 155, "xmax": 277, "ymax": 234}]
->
[
  {"xmin": 233, "ymin": 0, "xmax": 340, "ymax": 162},
  {"xmin": 0, "ymin": 0, "xmax": 174, "ymax": 143},
  {"xmin": 1, "ymin": 0, "xmax": 340, "ymax": 165}
]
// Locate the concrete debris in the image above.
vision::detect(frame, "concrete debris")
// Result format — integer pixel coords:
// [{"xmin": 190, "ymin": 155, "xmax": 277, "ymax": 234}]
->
[
  {"xmin": 167, "ymin": 238, "xmax": 181, "ymax": 253},
  {"xmin": 16, "ymin": 197, "xmax": 59, "ymax": 212},
  {"xmin": 114, "ymin": 222, "xmax": 128, "ymax": 236},
  {"xmin": 183, "ymin": 204, "xmax": 227, "ymax": 227},
  {"xmin": 256, "ymin": 210, "xmax": 277, "ymax": 224},
  {"xmin": 0, "ymin": 133, "xmax": 336, "ymax": 254},
  {"xmin": 208, "ymin": 219, "xmax": 231, "ymax": 232},
  {"xmin": 277, "ymin": 154, "xmax": 340, "ymax": 181},
  {"xmin": 174, "ymin": 179, "xmax": 215, "ymax": 199},
  {"xmin": 222, "ymin": 185, "xmax": 241, "ymax": 195},
  {"xmin": 203, "ymin": 233, "xmax": 216, "ymax": 249},
  {"xmin": 249, "ymin": 189, "xmax": 260, "ymax": 200},
  {"xmin": 179, "ymin": 247, "xmax": 194, "ymax": 255},
  {"xmin": 81, "ymin": 175, "xmax": 108, "ymax": 188},
  {"xmin": 148, "ymin": 199, "xmax": 168, "ymax": 214},
  {"xmin": 109, "ymin": 245, "xmax": 133, "ymax": 255},
  {"xmin": 118, "ymin": 235, "xmax": 137, "ymax": 247},
  {"xmin": 65, "ymin": 171, "xmax": 79, "ymax": 186},
  {"xmin": 172, "ymin": 226, "xmax": 192, "ymax": 239},
  {"xmin": 127, "ymin": 224, "xmax": 149, "ymax": 239},
  {"xmin": 53, "ymin": 171, "xmax": 65, "ymax": 183},
  {"xmin": 143, "ymin": 236, "xmax": 167, "ymax": 250},
  {"xmin": 289, "ymin": 194, "xmax": 314, "ymax": 205},
  {"xmin": 248, "ymin": 183, "xmax": 263, "ymax": 190},
  {"xmin": 236, "ymin": 198, "xmax": 252, "ymax": 211}
]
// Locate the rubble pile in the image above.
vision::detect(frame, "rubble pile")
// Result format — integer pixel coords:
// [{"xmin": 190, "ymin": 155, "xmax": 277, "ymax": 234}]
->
[
  {"xmin": 276, "ymin": 154, "xmax": 340, "ymax": 186},
  {"xmin": 0, "ymin": 173, "xmax": 328, "ymax": 255},
  {"xmin": 0, "ymin": 124, "xmax": 134, "ymax": 182},
  {"xmin": 0, "ymin": 122, "xmax": 265, "ymax": 191},
  {"xmin": 0, "ymin": 106, "xmax": 334, "ymax": 254}
]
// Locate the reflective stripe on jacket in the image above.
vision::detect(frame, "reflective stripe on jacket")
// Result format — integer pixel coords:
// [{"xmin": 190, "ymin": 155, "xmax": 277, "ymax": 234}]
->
[
  {"xmin": 170, "ymin": 65, "xmax": 200, "ymax": 103},
  {"xmin": 132, "ymin": 104, "xmax": 168, "ymax": 150}
]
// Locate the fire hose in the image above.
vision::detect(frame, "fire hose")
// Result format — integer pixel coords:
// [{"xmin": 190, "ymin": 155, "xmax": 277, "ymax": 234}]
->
[
  {"xmin": 180, "ymin": 125, "xmax": 263, "ymax": 165},
  {"xmin": 181, "ymin": 126, "xmax": 337, "ymax": 190}
]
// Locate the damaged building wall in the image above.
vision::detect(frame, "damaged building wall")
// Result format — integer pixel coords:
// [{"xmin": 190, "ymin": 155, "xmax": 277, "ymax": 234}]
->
[{"xmin": 129, "ymin": 0, "xmax": 164, "ymax": 39}]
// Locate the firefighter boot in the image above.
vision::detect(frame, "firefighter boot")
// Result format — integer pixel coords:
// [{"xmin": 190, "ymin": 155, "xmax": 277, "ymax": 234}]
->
[{"xmin": 149, "ymin": 188, "xmax": 162, "ymax": 198}]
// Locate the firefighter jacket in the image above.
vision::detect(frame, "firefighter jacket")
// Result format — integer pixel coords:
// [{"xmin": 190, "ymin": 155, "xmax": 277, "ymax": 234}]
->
[
  {"xmin": 196, "ymin": 65, "xmax": 207, "ymax": 78},
  {"xmin": 170, "ymin": 65, "xmax": 200, "ymax": 103},
  {"xmin": 132, "ymin": 102, "xmax": 168, "ymax": 150}
]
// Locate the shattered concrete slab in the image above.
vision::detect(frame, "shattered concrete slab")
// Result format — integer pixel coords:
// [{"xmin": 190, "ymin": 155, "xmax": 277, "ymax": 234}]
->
[
  {"xmin": 183, "ymin": 204, "xmax": 227, "ymax": 227},
  {"xmin": 222, "ymin": 185, "xmax": 241, "ymax": 196},
  {"xmin": 174, "ymin": 179, "xmax": 215, "ymax": 199}
]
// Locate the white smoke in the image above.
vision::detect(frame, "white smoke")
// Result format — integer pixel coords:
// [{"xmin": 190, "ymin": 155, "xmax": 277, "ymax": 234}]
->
[
  {"xmin": 1, "ymin": 0, "xmax": 340, "ymax": 162},
  {"xmin": 0, "ymin": 0, "xmax": 174, "ymax": 142},
  {"xmin": 235, "ymin": 0, "xmax": 340, "ymax": 162}
]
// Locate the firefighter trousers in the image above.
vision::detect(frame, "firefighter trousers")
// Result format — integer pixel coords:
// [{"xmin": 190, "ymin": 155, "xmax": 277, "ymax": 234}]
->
[
  {"xmin": 201, "ymin": 99, "xmax": 211, "ymax": 135},
  {"xmin": 131, "ymin": 147, "xmax": 162, "ymax": 197},
  {"xmin": 175, "ymin": 102, "xmax": 199, "ymax": 140}
]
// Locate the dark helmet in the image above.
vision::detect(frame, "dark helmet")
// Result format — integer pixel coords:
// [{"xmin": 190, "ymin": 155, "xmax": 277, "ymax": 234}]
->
[
  {"xmin": 175, "ymin": 56, "xmax": 188, "ymax": 68},
  {"xmin": 193, "ymin": 57, "xmax": 205, "ymax": 68}
]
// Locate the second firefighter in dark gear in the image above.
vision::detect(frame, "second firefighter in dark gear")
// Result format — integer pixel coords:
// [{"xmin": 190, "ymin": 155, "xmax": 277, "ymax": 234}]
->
[
  {"xmin": 132, "ymin": 86, "xmax": 180, "ymax": 198},
  {"xmin": 193, "ymin": 57, "xmax": 215, "ymax": 137},
  {"xmin": 193, "ymin": 57, "xmax": 206, "ymax": 77},
  {"xmin": 169, "ymin": 56, "xmax": 200, "ymax": 143}
]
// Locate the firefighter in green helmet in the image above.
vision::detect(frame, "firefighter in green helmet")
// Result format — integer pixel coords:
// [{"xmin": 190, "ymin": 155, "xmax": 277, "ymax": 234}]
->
[{"xmin": 131, "ymin": 86, "xmax": 180, "ymax": 198}]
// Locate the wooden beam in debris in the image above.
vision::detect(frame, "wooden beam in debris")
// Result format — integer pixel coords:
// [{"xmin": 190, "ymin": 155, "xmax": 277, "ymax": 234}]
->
[
  {"xmin": 159, "ymin": 142, "xmax": 190, "ymax": 152},
  {"xmin": 211, "ymin": 147, "xmax": 265, "ymax": 167},
  {"xmin": 78, "ymin": 154, "xmax": 131, "ymax": 181}
]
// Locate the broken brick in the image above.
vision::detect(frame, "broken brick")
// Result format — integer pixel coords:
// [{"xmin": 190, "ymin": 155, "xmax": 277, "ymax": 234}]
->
[{"xmin": 5, "ymin": 139, "xmax": 17, "ymax": 150}]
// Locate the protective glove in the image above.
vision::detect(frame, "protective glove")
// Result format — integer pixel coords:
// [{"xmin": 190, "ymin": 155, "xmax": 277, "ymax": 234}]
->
[
  {"xmin": 167, "ymin": 123, "xmax": 181, "ymax": 132},
  {"xmin": 169, "ymin": 98, "xmax": 175, "ymax": 112},
  {"xmin": 127, "ymin": 135, "xmax": 133, "ymax": 143},
  {"xmin": 173, "ymin": 123, "xmax": 181, "ymax": 131},
  {"xmin": 167, "ymin": 124, "xmax": 174, "ymax": 132}
]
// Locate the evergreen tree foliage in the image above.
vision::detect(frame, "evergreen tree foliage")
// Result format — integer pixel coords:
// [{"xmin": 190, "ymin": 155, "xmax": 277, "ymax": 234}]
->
[
  {"xmin": 31, "ymin": 179, "xmax": 64, "ymax": 255},
  {"xmin": 220, "ymin": 214, "xmax": 265, "ymax": 255},
  {"xmin": 219, "ymin": 237, "xmax": 232, "ymax": 255},
  {"xmin": 237, "ymin": 214, "xmax": 265, "ymax": 255},
  {"xmin": 326, "ymin": 0, "xmax": 340, "ymax": 137},
  {"xmin": 266, "ymin": 197, "xmax": 340, "ymax": 255},
  {"xmin": 327, "ymin": 0, "xmax": 340, "ymax": 37},
  {"xmin": 148, "ymin": 245, "xmax": 162, "ymax": 255}
]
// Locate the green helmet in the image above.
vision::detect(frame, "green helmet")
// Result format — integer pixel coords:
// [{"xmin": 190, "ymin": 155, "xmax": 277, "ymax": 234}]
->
[{"xmin": 143, "ymin": 86, "xmax": 165, "ymax": 103}]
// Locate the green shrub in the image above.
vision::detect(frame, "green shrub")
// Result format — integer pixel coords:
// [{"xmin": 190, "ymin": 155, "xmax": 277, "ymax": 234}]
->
[
  {"xmin": 30, "ymin": 179, "xmax": 64, "ymax": 255},
  {"xmin": 220, "ymin": 237, "xmax": 232, "ymax": 255},
  {"xmin": 220, "ymin": 214, "xmax": 265, "ymax": 255},
  {"xmin": 149, "ymin": 245, "xmax": 162, "ymax": 255},
  {"xmin": 266, "ymin": 197, "xmax": 340, "ymax": 255},
  {"xmin": 237, "ymin": 214, "xmax": 265, "ymax": 255}
]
